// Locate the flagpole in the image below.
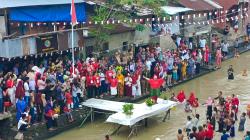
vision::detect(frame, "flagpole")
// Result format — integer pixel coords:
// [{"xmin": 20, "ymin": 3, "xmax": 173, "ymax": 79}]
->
[{"xmin": 71, "ymin": 24, "xmax": 75, "ymax": 75}]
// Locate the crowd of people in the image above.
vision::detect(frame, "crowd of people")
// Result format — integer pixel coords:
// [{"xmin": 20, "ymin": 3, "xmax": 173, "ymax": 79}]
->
[
  {"xmin": 0, "ymin": 31, "xmax": 247, "ymax": 139},
  {"xmin": 0, "ymin": 36, "xmax": 216, "ymax": 132},
  {"xmin": 172, "ymin": 89, "xmax": 250, "ymax": 140}
]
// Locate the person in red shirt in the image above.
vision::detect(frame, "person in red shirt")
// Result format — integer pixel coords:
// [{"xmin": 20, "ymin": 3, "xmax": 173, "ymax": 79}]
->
[
  {"xmin": 77, "ymin": 61, "xmax": 83, "ymax": 72},
  {"xmin": 65, "ymin": 89, "xmax": 73, "ymax": 109},
  {"xmin": 110, "ymin": 74, "xmax": 118, "ymax": 96},
  {"xmin": 197, "ymin": 126, "xmax": 206, "ymax": 140},
  {"xmin": 80, "ymin": 65, "xmax": 88, "ymax": 77},
  {"xmin": 6, "ymin": 74, "xmax": 14, "ymax": 88},
  {"xmin": 231, "ymin": 94, "xmax": 239, "ymax": 120},
  {"xmin": 131, "ymin": 73, "xmax": 139, "ymax": 97},
  {"xmin": 86, "ymin": 73, "xmax": 95, "ymax": 98},
  {"xmin": 144, "ymin": 75, "xmax": 164, "ymax": 103},
  {"xmin": 105, "ymin": 66, "xmax": 114, "ymax": 83},
  {"xmin": 204, "ymin": 122, "xmax": 214, "ymax": 140},
  {"xmin": 188, "ymin": 92, "xmax": 199, "ymax": 113},
  {"xmin": 94, "ymin": 72, "xmax": 101, "ymax": 98},
  {"xmin": 92, "ymin": 60, "xmax": 99, "ymax": 72},
  {"xmin": 177, "ymin": 90, "xmax": 186, "ymax": 103}
]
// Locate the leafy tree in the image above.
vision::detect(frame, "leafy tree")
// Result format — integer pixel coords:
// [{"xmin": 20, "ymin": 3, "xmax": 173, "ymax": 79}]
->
[{"xmin": 89, "ymin": 0, "xmax": 171, "ymax": 53}]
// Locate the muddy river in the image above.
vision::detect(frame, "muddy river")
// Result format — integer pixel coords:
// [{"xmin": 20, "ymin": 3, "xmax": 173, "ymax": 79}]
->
[{"xmin": 50, "ymin": 52, "xmax": 250, "ymax": 140}]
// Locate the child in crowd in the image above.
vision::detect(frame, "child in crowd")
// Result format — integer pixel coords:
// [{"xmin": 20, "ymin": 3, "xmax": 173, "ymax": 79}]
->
[
  {"xmin": 238, "ymin": 112, "xmax": 246, "ymax": 131},
  {"xmin": 221, "ymin": 130, "xmax": 230, "ymax": 140},
  {"xmin": 189, "ymin": 133, "xmax": 196, "ymax": 140},
  {"xmin": 23, "ymin": 107, "xmax": 32, "ymax": 124},
  {"xmin": 244, "ymin": 131, "xmax": 250, "ymax": 140},
  {"xmin": 63, "ymin": 105, "xmax": 74, "ymax": 123},
  {"xmin": 17, "ymin": 114, "xmax": 29, "ymax": 132},
  {"xmin": 230, "ymin": 121, "xmax": 235, "ymax": 137},
  {"xmin": 185, "ymin": 116, "xmax": 193, "ymax": 136},
  {"xmin": 242, "ymin": 69, "xmax": 248, "ymax": 76},
  {"xmin": 65, "ymin": 89, "xmax": 73, "ymax": 110},
  {"xmin": 184, "ymin": 102, "xmax": 192, "ymax": 113},
  {"xmin": 177, "ymin": 129, "xmax": 184, "ymax": 140},
  {"xmin": 105, "ymin": 135, "xmax": 111, "ymax": 140}
]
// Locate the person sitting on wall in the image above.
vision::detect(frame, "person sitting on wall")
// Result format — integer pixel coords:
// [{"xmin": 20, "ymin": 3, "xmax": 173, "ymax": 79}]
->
[{"xmin": 17, "ymin": 114, "xmax": 29, "ymax": 132}]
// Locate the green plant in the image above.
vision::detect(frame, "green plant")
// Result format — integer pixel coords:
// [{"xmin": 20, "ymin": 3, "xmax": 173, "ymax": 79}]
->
[
  {"xmin": 145, "ymin": 98, "xmax": 154, "ymax": 107},
  {"xmin": 122, "ymin": 103, "xmax": 134, "ymax": 115},
  {"xmin": 163, "ymin": 95, "xmax": 168, "ymax": 100}
]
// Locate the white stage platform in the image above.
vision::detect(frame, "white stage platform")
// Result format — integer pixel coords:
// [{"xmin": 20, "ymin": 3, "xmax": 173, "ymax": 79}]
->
[{"xmin": 81, "ymin": 98, "xmax": 177, "ymax": 139}]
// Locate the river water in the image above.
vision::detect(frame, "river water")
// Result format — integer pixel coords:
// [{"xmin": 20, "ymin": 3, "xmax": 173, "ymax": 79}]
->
[{"xmin": 50, "ymin": 52, "xmax": 250, "ymax": 140}]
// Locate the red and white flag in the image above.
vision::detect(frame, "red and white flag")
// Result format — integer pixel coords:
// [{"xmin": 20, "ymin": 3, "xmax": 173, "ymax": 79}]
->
[{"xmin": 71, "ymin": 0, "xmax": 77, "ymax": 26}]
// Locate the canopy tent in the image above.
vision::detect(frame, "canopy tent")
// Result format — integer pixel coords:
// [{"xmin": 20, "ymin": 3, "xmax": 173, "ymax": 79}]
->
[
  {"xmin": 161, "ymin": 6, "xmax": 193, "ymax": 15},
  {"xmin": 106, "ymin": 100, "xmax": 177, "ymax": 126},
  {"xmin": 9, "ymin": 3, "xmax": 86, "ymax": 22},
  {"xmin": 0, "ymin": 0, "xmax": 84, "ymax": 9},
  {"xmin": 81, "ymin": 98, "xmax": 177, "ymax": 126}
]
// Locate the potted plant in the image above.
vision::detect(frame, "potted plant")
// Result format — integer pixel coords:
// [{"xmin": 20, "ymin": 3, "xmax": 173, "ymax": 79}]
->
[
  {"xmin": 163, "ymin": 95, "xmax": 169, "ymax": 104},
  {"xmin": 145, "ymin": 98, "xmax": 154, "ymax": 109},
  {"xmin": 122, "ymin": 103, "xmax": 134, "ymax": 116}
]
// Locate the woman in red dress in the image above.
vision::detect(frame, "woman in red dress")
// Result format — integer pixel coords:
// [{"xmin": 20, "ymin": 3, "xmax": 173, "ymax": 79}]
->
[
  {"xmin": 15, "ymin": 80, "xmax": 25, "ymax": 100},
  {"xmin": 204, "ymin": 45, "xmax": 210, "ymax": 66},
  {"xmin": 177, "ymin": 90, "xmax": 186, "ymax": 103},
  {"xmin": 188, "ymin": 92, "xmax": 199, "ymax": 113}
]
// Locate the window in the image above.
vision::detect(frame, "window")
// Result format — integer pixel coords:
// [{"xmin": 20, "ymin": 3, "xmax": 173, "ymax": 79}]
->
[{"xmin": 122, "ymin": 41, "xmax": 128, "ymax": 51}]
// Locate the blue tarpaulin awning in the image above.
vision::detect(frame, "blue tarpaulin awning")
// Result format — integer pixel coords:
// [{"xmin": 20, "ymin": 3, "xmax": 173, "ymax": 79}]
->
[{"xmin": 9, "ymin": 3, "xmax": 86, "ymax": 22}]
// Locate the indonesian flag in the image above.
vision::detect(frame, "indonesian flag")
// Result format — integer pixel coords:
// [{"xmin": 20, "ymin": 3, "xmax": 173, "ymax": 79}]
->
[{"xmin": 71, "ymin": 0, "xmax": 77, "ymax": 26}]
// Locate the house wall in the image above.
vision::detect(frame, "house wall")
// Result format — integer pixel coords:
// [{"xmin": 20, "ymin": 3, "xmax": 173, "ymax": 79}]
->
[
  {"xmin": 81, "ymin": 31, "xmax": 136, "ymax": 58},
  {"xmin": 134, "ymin": 28, "xmax": 151, "ymax": 45},
  {"xmin": 181, "ymin": 11, "xmax": 212, "ymax": 37},
  {"xmin": 84, "ymin": 31, "xmax": 135, "ymax": 51}
]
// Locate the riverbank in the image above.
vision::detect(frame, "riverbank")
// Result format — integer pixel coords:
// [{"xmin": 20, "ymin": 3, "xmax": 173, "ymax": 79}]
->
[{"xmin": 0, "ymin": 107, "xmax": 90, "ymax": 140}]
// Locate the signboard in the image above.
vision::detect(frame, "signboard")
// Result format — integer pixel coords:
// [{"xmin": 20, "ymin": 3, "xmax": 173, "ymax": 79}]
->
[{"xmin": 36, "ymin": 34, "xmax": 58, "ymax": 53}]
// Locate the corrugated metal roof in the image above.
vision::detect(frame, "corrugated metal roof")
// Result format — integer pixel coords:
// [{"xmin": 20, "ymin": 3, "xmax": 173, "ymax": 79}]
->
[
  {"xmin": 0, "ymin": 0, "xmax": 85, "ymax": 9},
  {"xmin": 203, "ymin": 0, "xmax": 223, "ymax": 9},
  {"xmin": 161, "ymin": 6, "xmax": 193, "ymax": 15},
  {"xmin": 212, "ymin": 0, "xmax": 239, "ymax": 10},
  {"xmin": 178, "ymin": 0, "xmax": 220, "ymax": 11}
]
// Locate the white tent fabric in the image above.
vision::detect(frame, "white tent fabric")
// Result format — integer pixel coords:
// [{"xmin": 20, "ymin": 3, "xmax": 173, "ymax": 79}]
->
[
  {"xmin": 0, "ymin": 0, "xmax": 84, "ymax": 9},
  {"xmin": 161, "ymin": 6, "xmax": 193, "ymax": 15},
  {"xmin": 106, "ymin": 100, "xmax": 177, "ymax": 126},
  {"xmin": 82, "ymin": 98, "xmax": 177, "ymax": 126},
  {"xmin": 82, "ymin": 98, "xmax": 141, "ymax": 112}
]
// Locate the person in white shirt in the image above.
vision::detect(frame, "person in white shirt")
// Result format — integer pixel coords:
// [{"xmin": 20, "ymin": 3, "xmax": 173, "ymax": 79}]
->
[
  {"xmin": 18, "ymin": 114, "xmax": 28, "ymax": 131},
  {"xmin": 145, "ymin": 58, "xmax": 152, "ymax": 71},
  {"xmin": 221, "ymin": 41, "xmax": 229, "ymax": 56},
  {"xmin": 189, "ymin": 42, "xmax": 193, "ymax": 50},
  {"xmin": 156, "ymin": 44, "xmax": 161, "ymax": 54},
  {"xmin": 23, "ymin": 77, "xmax": 30, "ymax": 105},
  {"xmin": 199, "ymin": 38, "xmax": 206, "ymax": 48},
  {"xmin": 192, "ymin": 114, "xmax": 200, "ymax": 128},
  {"xmin": 185, "ymin": 116, "xmax": 193, "ymax": 136},
  {"xmin": 176, "ymin": 36, "xmax": 181, "ymax": 47}
]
